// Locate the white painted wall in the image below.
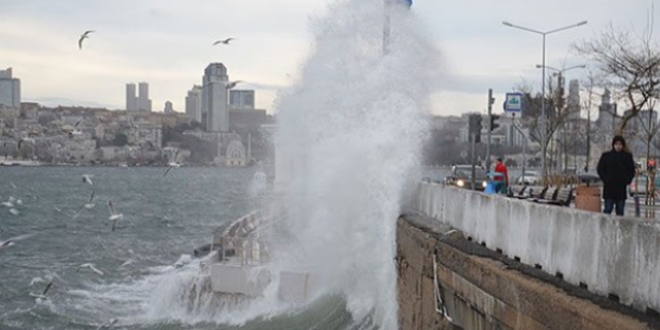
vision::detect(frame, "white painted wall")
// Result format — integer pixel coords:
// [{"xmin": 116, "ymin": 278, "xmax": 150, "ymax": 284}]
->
[{"xmin": 410, "ymin": 182, "xmax": 660, "ymax": 314}]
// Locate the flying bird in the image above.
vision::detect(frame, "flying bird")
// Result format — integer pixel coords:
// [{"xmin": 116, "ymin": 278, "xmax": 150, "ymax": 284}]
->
[
  {"xmin": 29, "ymin": 279, "xmax": 53, "ymax": 299},
  {"xmin": 73, "ymin": 190, "xmax": 96, "ymax": 219},
  {"xmin": 0, "ymin": 233, "xmax": 35, "ymax": 251},
  {"xmin": 82, "ymin": 174, "xmax": 94, "ymax": 186},
  {"xmin": 162, "ymin": 149, "xmax": 180, "ymax": 177},
  {"xmin": 76, "ymin": 263, "xmax": 104, "ymax": 276},
  {"xmin": 162, "ymin": 166, "xmax": 173, "ymax": 177},
  {"xmin": 108, "ymin": 200, "xmax": 124, "ymax": 231},
  {"xmin": 225, "ymin": 80, "xmax": 243, "ymax": 90},
  {"xmin": 213, "ymin": 38, "xmax": 234, "ymax": 46},
  {"xmin": 79, "ymin": 30, "xmax": 94, "ymax": 49},
  {"xmin": 30, "ymin": 273, "xmax": 58, "ymax": 287}
]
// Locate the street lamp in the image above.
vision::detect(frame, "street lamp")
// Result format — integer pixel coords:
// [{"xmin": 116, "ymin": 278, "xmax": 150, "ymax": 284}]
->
[
  {"xmin": 536, "ymin": 64, "xmax": 586, "ymax": 172},
  {"xmin": 503, "ymin": 20, "xmax": 588, "ymax": 178},
  {"xmin": 536, "ymin": 64, "xmax": 587, "ymax": 74}
]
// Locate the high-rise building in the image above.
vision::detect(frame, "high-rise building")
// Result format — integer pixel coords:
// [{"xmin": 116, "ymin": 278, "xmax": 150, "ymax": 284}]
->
[
  {"xmin": 126, "ymin": 83, "xmax": 138, "ymax": 111},
  {"xmin": 202, "ymin": 63, "xmax": 229, "ymax": 132},
  {"xmin": 138, "ymin": 82, "xmax": 152, "ymax": 112},
  {"xmin": 597, "ymin": 88, "xmax": 618, "ymax": 134},
  {"xmin": 185, "ymin": 85, "xmax": 202, "ymax": 123},
  {"xmin": 164, "ymin": 100, "xmax": 174, "ymax": 114},
  {"xmin": 0, "ymin": 68, "xmax": 20, "ymax": 109},
  {"xmin": 567, "ymin": 79, "xmax": 580, "ymax": 121},
  {"xmin": 229, "ymin": 90, "xmax": 255, "ymax": 109}
]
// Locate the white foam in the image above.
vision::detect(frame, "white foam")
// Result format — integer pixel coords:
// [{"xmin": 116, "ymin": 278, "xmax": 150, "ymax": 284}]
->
[
  {"xmin": 53, "ymin": 0, "xmax": 439, "ymax": 328},
  {"xmin": 267, "ymin": 0, "xmax": 438, "ymax": 328}
]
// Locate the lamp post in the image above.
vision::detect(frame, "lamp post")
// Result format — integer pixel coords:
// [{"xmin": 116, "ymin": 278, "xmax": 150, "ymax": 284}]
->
[
  {"xmin": 536, "ymin": 64, "xmax": 586, "ymax": 172},
  {"xmin": 503, "ymin": 20, "xmax": 588, "ymax": 179}
]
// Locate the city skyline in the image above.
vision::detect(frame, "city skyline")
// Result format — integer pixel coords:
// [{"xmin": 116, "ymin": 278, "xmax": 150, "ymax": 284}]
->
[{"xmin": 0, "ymin": 0, "xmax": 657, "ymax": 116}]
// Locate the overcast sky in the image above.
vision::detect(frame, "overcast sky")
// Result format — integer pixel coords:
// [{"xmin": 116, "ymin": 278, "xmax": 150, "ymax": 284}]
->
[{"xmin": 0, "ymin": 0, "xmax": 657, "ymax": 116}]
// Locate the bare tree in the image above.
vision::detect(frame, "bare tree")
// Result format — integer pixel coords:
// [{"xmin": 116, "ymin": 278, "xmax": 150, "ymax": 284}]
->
[
  {"xmin": 515, "ymin": 77, "xmax": 572, "ymax": 172},
  {"xmin": 574, "ymin": 25, "xmax": 660, "ymax": 134}
]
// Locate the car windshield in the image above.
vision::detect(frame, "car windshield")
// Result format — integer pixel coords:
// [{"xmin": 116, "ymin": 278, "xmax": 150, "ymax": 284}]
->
[{"xmin": 453, "ymin": 167, "xmax": 486, "ymax": 179}]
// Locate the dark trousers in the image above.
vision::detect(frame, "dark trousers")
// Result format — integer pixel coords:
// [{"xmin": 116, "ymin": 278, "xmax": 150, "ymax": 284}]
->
[{"xmin": 603, "ymin": 199, "xmax": 625, "ymax": 216}]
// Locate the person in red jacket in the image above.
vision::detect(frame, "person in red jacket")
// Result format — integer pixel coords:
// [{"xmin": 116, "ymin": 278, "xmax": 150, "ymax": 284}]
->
[{"xmin": 494, "ymin": 158, "xmax": 509, "ymax": 193}]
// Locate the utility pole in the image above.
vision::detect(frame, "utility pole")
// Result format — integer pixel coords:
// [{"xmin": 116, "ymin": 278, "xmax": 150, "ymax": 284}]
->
[
  {"xmin": 471, "ymin": 132, "xmax": 477, "ymax": 190},
  {"xmin": 486, "ymin": 89, "xmax": 494, "ymax": 171},
  {"xmin": 584, "ymin": 75, "xmax": 594, "ymax": 173}
]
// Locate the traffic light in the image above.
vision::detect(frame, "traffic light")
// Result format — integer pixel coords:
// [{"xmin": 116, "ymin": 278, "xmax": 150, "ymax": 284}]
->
[
  {"xmin": 490, "ymin": 114, "xmax": 501, "ymax": 132},
  {"xmin": 468, "ymin": 114, "xmax": 482, "ymax": 143}
]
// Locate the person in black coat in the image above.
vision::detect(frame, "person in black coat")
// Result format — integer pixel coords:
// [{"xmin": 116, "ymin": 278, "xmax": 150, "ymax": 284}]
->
[{"xmin": 597, "ymin": 135, "xmax": 636, "ymax": 215}]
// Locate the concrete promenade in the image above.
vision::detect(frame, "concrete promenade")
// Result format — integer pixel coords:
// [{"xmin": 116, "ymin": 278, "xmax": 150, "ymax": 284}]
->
[{"xmin": 400, "ymin": 182, "xmax": 660, "ymax": 329}]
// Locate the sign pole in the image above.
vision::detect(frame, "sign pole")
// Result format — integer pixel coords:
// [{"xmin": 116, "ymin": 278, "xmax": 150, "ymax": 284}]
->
[
  {"xmin": 486, "ymin": 89, "xmax": 493, "ymax": 172},
  {"xmin": 471, "ymin": 133, "xmax": 477, "ymax": 190}
]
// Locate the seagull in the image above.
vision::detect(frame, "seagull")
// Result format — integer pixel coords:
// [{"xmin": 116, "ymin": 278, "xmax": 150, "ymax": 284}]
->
[
  {"xmin": 225, "ymin": 80, "xmax": 243, "ymax": 90},
  {"xmin": 82, "ymin": 174, "xmax": 94, "ymax": 186},
  {"xmin": 0, "ymin": 233, "xmax": 35, "ymax": 251},
  {"xmin": 76, "ymin": 263, "xmax": 104, "ymax": 276},
  {"xmin": 119, "ymin": 259, "xmax": 134, "ymax": 268},
  {"xmin": 74, "ymin": 120, "xmax": 81, "ymax": 128},
  {"xmin": 212, "ymin": 38, "xmax": 234, "ymax": 46},
  {"xmin": 30, "ymin": 277, "xmax": 48, "ymax": 286},
  {"xmin": 79, "ymin": 30, "xmax": 94, "ymax": 49},
  {"xmin": 29, "ymin": 279, "xmax": 53, "ymax": 299},
  {"xmin": 73, "ymin": 190, "xmax": 96, "ymax": 219},
  {"xmin": 108, "ymin": 200, "xmax": 124, "ymax": 231},
  {"xmin": 162, "ymin": 166, "xmax": 173, "ymax": 177},
  {"xmin": 162, "ymin": 149, "xmax": 180, "ymax": 177},
  {"xmin": 95, "ymin": 319, "xmax": 118, "ymax": 330}
]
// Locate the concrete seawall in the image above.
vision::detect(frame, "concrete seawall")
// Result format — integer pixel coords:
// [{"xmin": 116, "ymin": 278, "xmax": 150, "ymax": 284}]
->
[
  {"xmin": 397, "ymin": 214, "xmax": 659, "ymax": 330},
  {"xmin": 408, "ymin": 182, "xmax": 660, "ymax": 314}
]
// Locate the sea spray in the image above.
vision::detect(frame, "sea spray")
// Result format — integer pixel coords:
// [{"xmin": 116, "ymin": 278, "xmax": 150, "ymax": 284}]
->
[{"xmin": 269, "ymin": 0, "xmax": 440, "ymax": 328}]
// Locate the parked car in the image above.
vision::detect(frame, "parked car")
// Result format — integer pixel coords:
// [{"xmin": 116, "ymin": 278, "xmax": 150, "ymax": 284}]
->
[
  {"xmin": 444, "ymin": 165, "xmax": 488, "ymax": 191},
  {"xmin": 514, "ymin": 171, "xmax": 541, "ymax": 185}
]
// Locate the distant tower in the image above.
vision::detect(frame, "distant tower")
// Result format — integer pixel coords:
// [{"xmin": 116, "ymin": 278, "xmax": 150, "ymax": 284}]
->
[
  {"xmin": 126, "ymin": 83, "xmax": 138, "ymax": 111},
  {"xmin": 567, "ymin": 79, "xmax": 580, "ymax": 121},
  {"xmin": 164, "ymin": 101, "xmax": 174, "ymax": 114},
  {"xmin": 597, "ymin": 88, "xmax": 617, "ymax": 134},
  {"xmin": 202, "ymin": 63, "xmax": 229, "ymax": 132},
  {"xmin": 185, "ymin": 85, "xmax": 203, "ymax": 123},
  {"xmin": 138, "ymin": 82, "xmax": 152, "ymax": 112},
  {"xmin": 0, "ymin": 68, "xmax": 20, "ymax": 108}
]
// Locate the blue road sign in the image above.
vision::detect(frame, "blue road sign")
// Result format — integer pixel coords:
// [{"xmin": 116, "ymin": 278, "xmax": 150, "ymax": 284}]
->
[{"xmin": 504, "ymin": 92, "xmax": 523, "ymax": 115}]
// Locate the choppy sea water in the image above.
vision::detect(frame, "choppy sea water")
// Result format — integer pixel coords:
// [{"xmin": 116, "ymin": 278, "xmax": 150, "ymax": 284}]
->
[{"xmin": 0, "ymin": 166, "xmax": 355, "ymax": 330}]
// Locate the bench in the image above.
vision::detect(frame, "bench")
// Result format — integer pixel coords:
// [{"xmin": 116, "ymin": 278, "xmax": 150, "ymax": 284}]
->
[
  {"xmin": 548, "ymin": 187, "xmax": 573, "ymax": 206},
  {"xmin": 508, "ymin": 185, "xmax": 527, "ymax": 198},
  {"xmin": 527, "ymin": 186, "xmax": 547, "ymax": 200},
  {"xmin": 534, "ymin": 186, "xmax": 558, "ymax": 204}
]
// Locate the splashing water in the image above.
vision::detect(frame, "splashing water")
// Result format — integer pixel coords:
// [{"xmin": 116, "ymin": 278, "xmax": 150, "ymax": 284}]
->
[
  {"xmin": 22, "ymin": 1, "xmax": 441, "ymax": 329},
  {"xmin": 267, "ymin": 0, "xmax": 440, "ymax": 328}
]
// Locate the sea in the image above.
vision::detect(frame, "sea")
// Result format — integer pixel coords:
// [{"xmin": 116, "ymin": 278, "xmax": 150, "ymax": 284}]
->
[
  {"xmin": 0, "ymin": 166, "xmax": 450, "ymax": 330},
  {"xmin": 2, "ymin": 0, "xmax": 449, "ymax": 328}
]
